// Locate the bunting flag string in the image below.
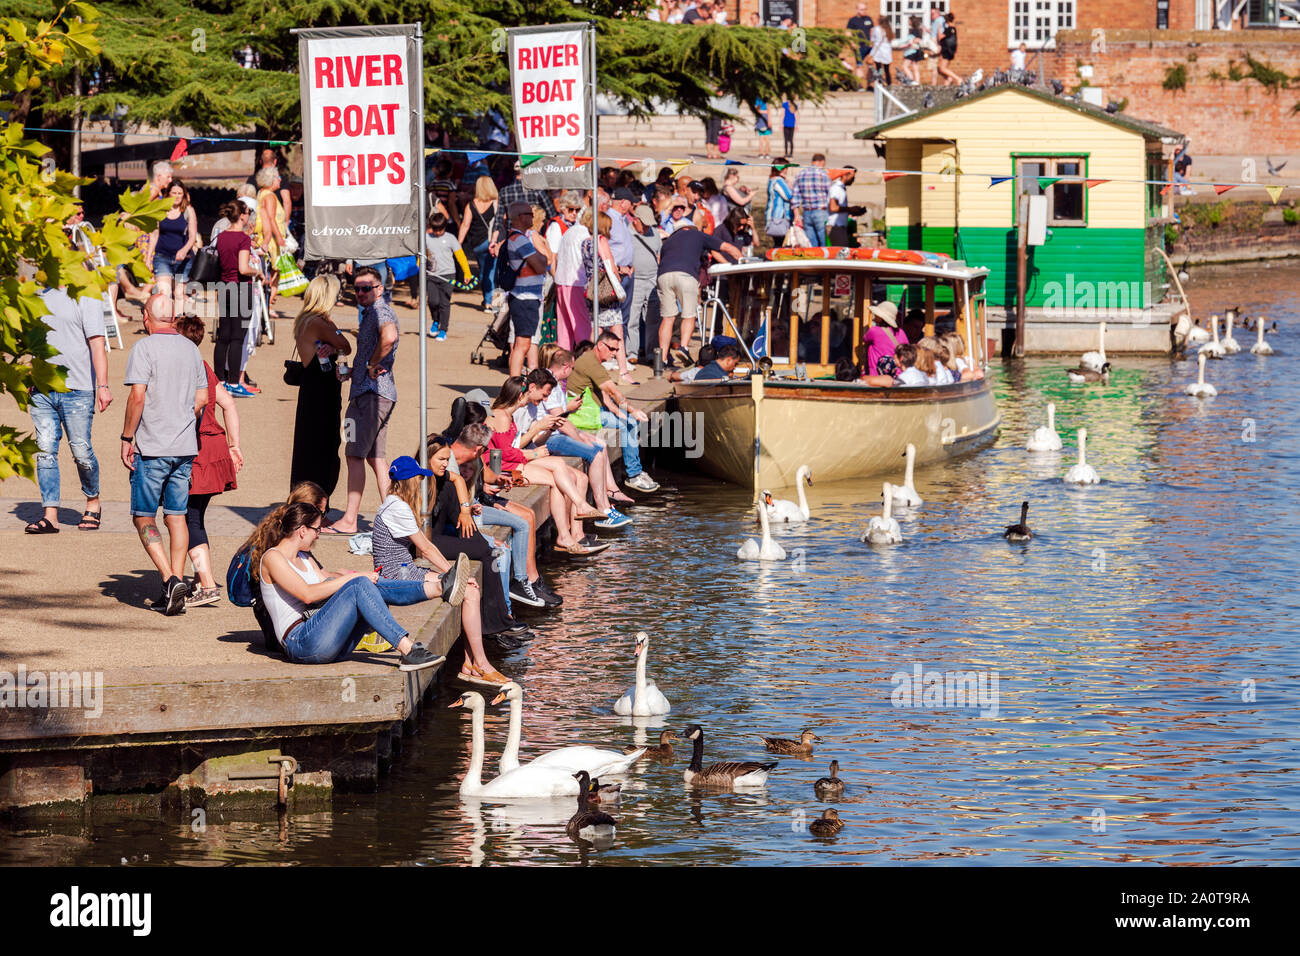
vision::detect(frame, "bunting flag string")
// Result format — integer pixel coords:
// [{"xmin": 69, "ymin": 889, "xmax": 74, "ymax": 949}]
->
[
  {"xmin": 669, "ymin": 159, "xmax": 693, "ymax": 175},
  {"xmin": 169, "ymin": 138, "xmax": 188, "ymax": 162},
  {"xmin": 616, "ymin": 159, "xmax": 637, "ymax": 169},
  {"xmin": 519, "ymin": 154, "xmax": 543, "ymax": 168},
  {"xmin": 1265, "ymin": 185, "xmax": 1285, "ymax": 204},
  {"xmin": 573, "ymin": 156, "xmax": 593, "ymax": 168},
  {"xmin": 1160, "ymin": 183, "xmax": 1173, "ymax": 196},
  {"xmin": 1213, "ymin": 184, "xmax": 1236, "ymax": 195},
  {"xmin": 1084, "ymin": 179, "xmax": 1108, "ymax": 189},
  {"xmin": 988, "ymin": 175, "xmax": 1013, "ymax": 187},
  {"xmin": 880, "ymin": 171, "xmax": 905, "ymax": 181},
  {"xmin": 1037, "ymin": 176, "xmax": 1060, "ymax": 189}
]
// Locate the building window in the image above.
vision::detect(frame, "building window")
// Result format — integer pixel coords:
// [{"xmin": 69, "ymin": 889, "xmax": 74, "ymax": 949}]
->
[
  {"xmin": 1014, "ymin": 156, "xmax": 1087, "ymax": 226},
  {"xmin": 881, "ymin": 0, "xmax": 949, "ymax": 37},
  {"xmin": 1008, "ymin": 0, "xmax": 1076, "ymax": 49}
]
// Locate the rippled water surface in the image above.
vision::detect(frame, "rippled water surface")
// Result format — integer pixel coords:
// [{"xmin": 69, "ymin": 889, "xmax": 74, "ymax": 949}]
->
[{"xmin": 5, "ymin": 264, "xmax": 1298, "ymax": 866}]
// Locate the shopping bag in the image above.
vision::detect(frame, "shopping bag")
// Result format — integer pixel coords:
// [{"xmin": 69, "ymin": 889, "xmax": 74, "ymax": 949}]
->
[{"xmin": 276, "ymin": 252, "xmax": 308, "ymax": 296}]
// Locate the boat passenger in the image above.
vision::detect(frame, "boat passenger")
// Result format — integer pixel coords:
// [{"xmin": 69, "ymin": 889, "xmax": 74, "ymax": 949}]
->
[
  {"xmin": 692, "ymin": 343, "xmax": 744, "ymax": 382},
  {"xmin": 835, "ymin": 357, "xmax": 860, "ymax": 381},
  {"xmin": 918, "ymin": 336, "xmax": 953, "ymax": 385},
  {"xmin": 941, "ymin": 331, "xmax": 981, "ymax": 380},
  {"xmin": 864, "ymin": 300, "xmax": 908, "ymax": 376},
  {"xmin": 895, "ymin": 343, "xmax": 929, "ymax": 387}
]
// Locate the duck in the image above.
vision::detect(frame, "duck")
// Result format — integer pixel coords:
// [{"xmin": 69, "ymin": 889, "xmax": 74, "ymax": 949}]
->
[
  {"xmin": 1003, "ymin": 500, "xmax": 1032, "ymax": 541},
  {"xmin": 1251, "ymin": 319, "xmax": 1274, "ymax": 355},
  {"xmin": 1222, "ymin": 311, "xmax": 1243, "ymax": 354},
  {"xmin": 737, "ymin": 498, "xmax": 787, "ymax": 561},
  {"xmin": 584, "ymin": 776, "xmax": 622, "ymax": 804},
  {"xmin": 889, "ymin": 443, "xmax": 923, "ymax": 507},
  {"xmin": 808, "ymin": 808, "xmax": 844, "ymax": 837},
  {"xmin": 1185, "ymin": 350, "xmax": 1218, "ymax": 398},
  {"xmin": 566, "ymin": 771, "xmax": 617, "ymax": 840},
  {"xmin": 1185, "ymin": 317, "xmax": 1211, "ymax": 345},
  {"xmin": 624, "ymin": 730, "xmax": 679, "ymax": 761},
  {"xmin": 1267, "ymin": 320, "xmax": 1279, "ymax": 335},
  {"xmin": 862, "ymin": 482, "xmax": 903, "ymax": 545},
  {"xmin": 613, "ymin": 630, "xmax": 672, "ymax": 716},
  {"xmin": 1025, "ymin": 402, "xmax": 1063, "ymax": 452},
  {"xmin": 761, "ymin": 465, "xmax": 813, "ymax": 522},
  {"xmin": 490, "ymin": 682, "xmax": 647, "ymax": 777},
  {"xmin": 449, "ymin": 692, "xmax": 583, "ymax": 799},
  {"xmin": 1200, "ymin": 314, "xmax": 1226, "ymax": 358},
  {"xmin": 814, "ymin": 760, "xmax": 846, "ymax": 799},
  {"xmin": 1080, "ymin": 320, "xmax": 1108, "ymax": 371},
  {"xmin": 1063, "ymin": 427, "xmax": 1100, "ymax": 485},
  {"xmin": 1066, "ymin": 361, "xmax": 1111, "ymax": 384},
  {"xmin": 682, "ymin": 724, "xmax": 777, "ymax": 789},
  {"xmin": 759, "ymin": 729, "xmax": 820, "ymax": 755}
]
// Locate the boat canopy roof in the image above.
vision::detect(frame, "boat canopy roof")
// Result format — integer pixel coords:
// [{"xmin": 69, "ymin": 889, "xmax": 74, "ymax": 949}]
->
[{"xmin": 707, "ymin": 257, "xmax": 990, "ymax": 283}]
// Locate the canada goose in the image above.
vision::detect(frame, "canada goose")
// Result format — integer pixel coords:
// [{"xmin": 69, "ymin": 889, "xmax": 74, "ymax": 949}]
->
[
  {"xmin": 1251, "ymin": 319, "xmax": 1274, "ymax": 355},
  {"xmin": 490, "ymin": 681, "xmax": 646, "ymax": 776},
  {"xmin": 1081, "ymin": 320, "xmax": 1108, "ymax": 371},
  {"xmin": 889, "ymin": 443, "xmax": 923, "ymax": 507},
  {"xmin": 1184, "ymin": 351, "xmax": 1218, "ymax": 398},
  {"xmin": 682, "ymin": 724, "xmax": 777, "ymax": 789},
  {"xmin": 1222, "ymin": 311, "xmax": 1242, "ymax": 354},
  {"xmin": 1066, "ymin": 361, "xmax": 1111, "ymax": 384},
  {"xmin": 1200, "ymin": 314, "xmax": 1225, "ymax": 358},
  {"xmin": 567, "ymin": 771, "xmax": 617, "ymax": 839},
  {"xmin": 814, "ymin": 760, "xmax": 845, "ymax": 799},
  {"xmin": 624, "ymin": 730, "xmax": 679, "ymax": 760},
  {"xmin": 738, "ymin": 499, "xmax": 787, "ymax": 561},
  {"xmin": 613, "ymin": 631, "xmax": 672, "ymax": 716},
  {"xmin": 1025, "ymin": 403, "xmax": 1063, "ymax": 452},
  {"xmin": 585, "ymin": 777, "xmax": 622, "ymax": 804},
  {"xmin": 1003, "ymin": 501, "xmax": 1032, "ymax": 541},
  {"xmin": 862, "ymin": 482, "xmax": 902, "ymax": 545},
  {"xmin": 449, "ymin": 692, "xmax": 582, "ymax": 799},
  {"xmin": 762, "ymin": 465, "xmax": 813, "ymax": 522},
  {"xmin": 808, "ymin": 808, "xmax": 844, "ymax": 837},
  {"xmin": 760, "ymin": 729, "xmax": 820, "ymax": 755},
  {"xmin": 1063, "ymin": 428, "xmax": 1100, "ymax": 485}
]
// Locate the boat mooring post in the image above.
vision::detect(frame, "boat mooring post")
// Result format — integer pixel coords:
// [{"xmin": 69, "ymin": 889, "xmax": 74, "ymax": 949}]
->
[{"xmin": 1015, "ymin": 186, "xmax": 1028, "ymax": 358}]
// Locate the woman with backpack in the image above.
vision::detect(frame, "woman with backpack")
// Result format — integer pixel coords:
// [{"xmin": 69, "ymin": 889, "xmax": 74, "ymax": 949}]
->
[{"xmin": 937, "ymin": 12, "xmax": 960, "ymax": 86}]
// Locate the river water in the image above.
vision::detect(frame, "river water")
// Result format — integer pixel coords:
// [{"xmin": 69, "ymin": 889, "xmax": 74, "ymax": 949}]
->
[{"xmin": 4, "ymin": 264, "xmax": 1297, "ymax": 866}]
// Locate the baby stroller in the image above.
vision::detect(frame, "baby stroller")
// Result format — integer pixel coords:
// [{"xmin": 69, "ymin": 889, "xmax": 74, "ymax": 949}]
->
[{"xmin": 470, "ymin": 291, "xmax": 511, "ymax": 366}]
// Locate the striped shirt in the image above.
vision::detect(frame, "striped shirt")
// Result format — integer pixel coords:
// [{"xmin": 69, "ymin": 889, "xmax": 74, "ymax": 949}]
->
[
  {"xmin": 767, "ymin": 177, "xmax": 793, "ymax": 224},
  {"xmin": 791, "ymin": 166, "xmax": 831, "ymax": 214}
]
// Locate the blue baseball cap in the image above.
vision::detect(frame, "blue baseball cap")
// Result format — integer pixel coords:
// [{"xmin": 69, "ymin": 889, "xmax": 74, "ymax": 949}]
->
[{"xmin": 388, "ymin": 456, "xmax": 434, "ymax": 481}]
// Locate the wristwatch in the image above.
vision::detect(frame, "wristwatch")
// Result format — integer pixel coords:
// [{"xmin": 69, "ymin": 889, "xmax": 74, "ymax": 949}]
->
[
  {"xmin": 120, "ymin": 433, "xmax": 134, "ymax": 442},
  {"xmin": 460, "ymin": 502, "xmax": 472, "ymax": 510}
]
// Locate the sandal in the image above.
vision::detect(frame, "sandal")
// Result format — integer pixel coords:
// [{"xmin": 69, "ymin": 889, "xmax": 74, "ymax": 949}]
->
[
  {"xmin": 77, "ymin": 510, "xmax": 101, "ymax": 531},
  {"xmin": 24, "ymin": 517, "xmax": 59, "ymax": 534},
  {"xmin": 457, "ymin": 662, "xmax": 509, "ymax": 688}
]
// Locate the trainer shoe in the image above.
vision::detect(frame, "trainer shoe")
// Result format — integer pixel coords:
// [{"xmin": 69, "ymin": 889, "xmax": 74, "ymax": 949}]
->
[
  {"xmin": 625, "ymin": 472, "xmax": 660, "ymax": 493},
  {"xmin": 486, "ymin": 632, "xmax": 525, "ymax": 650},
  {"xmin": 185, "ymin": 585, "xmax": 221, "ymax": 609},
  {"xmin": 439, "ymin": 553, "xmax": 471, "ymax": 607},
  {"xmin": 436, "ymin": 329, "xmax": 447, "ymax": 341},
  {"xmin": 224, "ymin": 382, "xmax": 254, "ymax": 398},
  {"xmin": 509, "ymin": 578, "xmax": 547, "ymax": 608},
  {"xmin": 532, "ymin": 578, "xmax": 563, "ymax": 607},
  {"xmin": 594, "ymin": 508, "xmax": 633, "ymax": 529},
  {"xmin": 162, "ymin": 576, "xmax": 188, "ymax": 616},
  {"xmin": 427, "ymin": 322, "xmax": 441, "ymax": 338},
  {"xmin": 398, "ymin": 643, "xmax": 446, "ymax": 672}
]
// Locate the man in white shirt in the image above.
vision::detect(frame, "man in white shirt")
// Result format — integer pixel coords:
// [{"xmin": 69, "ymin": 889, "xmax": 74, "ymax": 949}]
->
[
  {"xmin": 827, "ymin": 166, "xmax": 866, "ymax": 247},
  {"xmin": 1010, "ymin": 43, "xmax": 1027, "ymax": 73}
]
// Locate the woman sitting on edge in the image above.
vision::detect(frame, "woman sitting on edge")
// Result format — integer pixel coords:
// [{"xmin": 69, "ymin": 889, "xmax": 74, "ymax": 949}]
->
[{"xmin": 251, "ymin": 501, "xmax": 450, "ymax": 669}]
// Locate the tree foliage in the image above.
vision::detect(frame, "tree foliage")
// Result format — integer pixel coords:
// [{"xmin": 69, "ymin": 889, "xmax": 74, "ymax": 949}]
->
[
  {"xmin": 1, "ymin": 3, "xmax": 167, "ymax": 480},
  {"xmin": 13, "ymin": 0, "xmax": 850, "ymax": 136}
]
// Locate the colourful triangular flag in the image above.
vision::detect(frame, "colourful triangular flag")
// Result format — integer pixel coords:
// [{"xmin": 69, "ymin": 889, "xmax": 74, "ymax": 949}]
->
[
  {"xmin": 829, "ymin": 168, "xmax": 852, "ymax": 180},
  {"xmin": 616, "ymin": 159, "xmax": 637, "ymax": 169},
  {"xmin": 670, "ymin": 160, "xmax": 693, "ymax": 175},
  {"xmin": 1265, "ymin": 185, "xmax": 1285, "ymax": 204},
  {"xmin": 988, "ymin": 175, "xmax": 1013, "ymax": 187},
  {"xmin": 725, "ymin": 158, "xmax": 743, "ymax": 166},
  {"xmin": 519, "ymin": 154, "xmax": 543, "ymax": 168},
  {"xmin": 881, "ymin": 171, "xmax": 906, "ymax": 182},
  {"xmin": 1213, "ymin": 184, "xmax": 1236, "ymax": 195},
  {"xmin": 465, "ymin": 151, "xmax": 492, "ymax": 165},
  {"xmin": 1159, "ymin": 183, "xmax": 1173, "ymax": 195},
  {"xmin": 1037, "ymin": 176, "xmax": 1060, "ymax": 189},
  {"xmin": 573, "ymin": 156, "xmax": 593, "ymax": 168},
  {"xmin": 1084, "ymin": 179, "xmax": 1108, "ymax": 189},
  {"xmin": 170, "ymin": 138, "xmax": 188, "ymax": 162}
]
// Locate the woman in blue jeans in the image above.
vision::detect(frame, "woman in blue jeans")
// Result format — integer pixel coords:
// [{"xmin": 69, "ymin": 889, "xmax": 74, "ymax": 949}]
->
[{"xmin": 254, "ymin": 502, "xmax": 451, "ymax": 669}]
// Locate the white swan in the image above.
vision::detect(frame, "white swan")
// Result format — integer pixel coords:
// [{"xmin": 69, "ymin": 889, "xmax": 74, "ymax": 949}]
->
[
  {"xmin": 450, "ymin": 691, "xmax": 583, "ymax": 799},
  {"xmin": 1081, "ymin": 320, "xmax": 1108, "ymax": 371},
  {"xmin": 1063, "ymin": 427, "xmax": 1100, "ymax": 485},
  {"xmin": 762, "ymin": 465, "xmax": 812, "ymax": 522},
  {"xmin": 1025, "ymin": 402, "xmax": 1063, "ymax": 452},
  {"xmin": 889, "ymin": 443, "xmax": 923, "ymax": 507},
  {"xmin": 862, "ymin": 482, "xmax": 903, "ymax": 544},
  {"xmin": 490, "ymin": 682, "xmax": 646, "ymax": 777},
  {"xmin": 1200, "ymin": 314, "xmax": 1225, "ymax": 359},
  {"xmin": 1185, "ymin": 318, "xmax": 1210, "ymax": 345},
  {"xmin": 1251, "ymin": 318, "xmax": 1274, "ymax": 355},
  {"xmin": 1222, "ymin": 312, "xmax": 1242, "ymax": 354},
  {"xmin": 614, "ymin": 631, "xmax": 672, "ymax": 716},
  {"xmin": 1184, "ymin": 351, "xmax": 1217, "ymax": 398},
  {"xmin": 738, "ymin": 500, "xmax": 787, "ymax": 561}
]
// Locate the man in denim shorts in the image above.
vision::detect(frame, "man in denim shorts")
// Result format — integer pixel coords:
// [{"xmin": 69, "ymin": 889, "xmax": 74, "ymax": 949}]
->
[{"xmin": 121, "ymin": 294, "xmax": 208, "ymax": 615}]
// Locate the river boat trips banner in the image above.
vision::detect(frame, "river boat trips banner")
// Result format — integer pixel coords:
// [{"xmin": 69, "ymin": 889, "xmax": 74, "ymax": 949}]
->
[
  {"xmin": 297, "ymin": 24, "xmax": 422, "ymax": 260},
  {"xmin": 508, "ymin": 26, "xmax": 588, "ymax": 157}
]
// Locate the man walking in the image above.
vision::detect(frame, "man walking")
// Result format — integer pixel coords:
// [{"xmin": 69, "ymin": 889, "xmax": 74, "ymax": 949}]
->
[
  {"xmin": 504, "ymin": 202, "xmax": 547, "ymax": 377},
  {"xmin": 329, "ymin": 268, "xmax": 399, "ymax": 535},
  {"xmin": 628, "ymin": 203, "xmax": 663, "ymax": 362},
  {"xmin": 792, "ymin": 154, "xmax": 832, "ymax": 247},
  {"xmin": 121, "ymin": 294, "xmax": 208, "ymax": 615},
  {"xmin": 23, "ymin": 268, "xmax": 111, "ymax": 534},
  {"xmin": 828, "ymin": 166, "xmax": 867, "ymax": 247},
  {"xmin": 607, "ymin": 187, "xmax": 640, "ymax": 352}
]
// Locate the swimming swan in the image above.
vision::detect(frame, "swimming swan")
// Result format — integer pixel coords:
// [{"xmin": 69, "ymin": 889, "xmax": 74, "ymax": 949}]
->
[
  {"xmin": 889, "ymin": 444, "xmax": 923, "ymax": 507},
  {"xmin": 762, "ymin": 465, "xmax": 813, "ymax": 522},
  {"xmin": 738, "ymin": 499, "xmax": 787, "ymax": 561},
  {"xmin": 1200, "ymin": 314, "xmax": 1225, "ymax": 359},
  {"xmin": 491, "ymin": 682, "xmax": 646, "ymax": 776},
  {"xmin": 1251, "ymin": 319, "xmax": 1274, "ymax": 356},
  {"xmin": 863, "ymin": 482, "xmax": 903, "ymax": 544},
  {"xmin": 1081, "ymin": 320, "xmax": 1108, "ymax": 371},
  {"xmin": 1185, "ymin": 350, "xmax": 1218, "ymax": 398},
  {"xmin": 450, "ymin": 691, "xmax": 582, "ymax": 799},
  {"xmin": 1222, "ymin": 312, "xmax": 1242, "ymax": 354},
  {"xmin": 613, "ymin": 630, "xmax": 672, "ymax": 716},
  {"xmin": 1063, "ymin": 428, "xmax": 1100, "ymax": 485},
  {"xmin": 1025, "ymin": 402, "xmax": 1063, "ymax": 452}
]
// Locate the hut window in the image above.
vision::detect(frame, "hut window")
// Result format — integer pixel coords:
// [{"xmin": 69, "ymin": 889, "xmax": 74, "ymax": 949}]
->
[
  {"xmin": 1008, "ymin": 0, "xmax": 1076, "ymax": 49},
  {"xmin": 881, "ymin": 0, "xmax": 949, "ymax": 37},
  {"xmin": 1014, "ymin": 156, "xmax": 1087, "ymax": 227}
]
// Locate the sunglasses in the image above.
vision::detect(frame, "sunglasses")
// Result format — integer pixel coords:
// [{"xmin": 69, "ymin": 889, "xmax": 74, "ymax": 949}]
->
[{"xmin": 355, "ymin": 283, "xmax": 379, "ymax": 291}]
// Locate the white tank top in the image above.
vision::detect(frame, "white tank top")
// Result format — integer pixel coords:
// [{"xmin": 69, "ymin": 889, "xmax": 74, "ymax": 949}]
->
[{"xmin": 259, "ymin": 551, "xmax": 322, "ymax": 644}]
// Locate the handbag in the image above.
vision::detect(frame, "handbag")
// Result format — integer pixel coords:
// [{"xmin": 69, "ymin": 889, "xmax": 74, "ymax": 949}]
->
[
  {"xmin": 190, "ymin": 245, "xmax": 221, "ymax": 284},
  {"xmin": 276, "ymin": 252, "xmax": 308, "ymax": 296},
  {"xmin": 282, "ymin": 342, "xmax": 304, "ymax": 386}
]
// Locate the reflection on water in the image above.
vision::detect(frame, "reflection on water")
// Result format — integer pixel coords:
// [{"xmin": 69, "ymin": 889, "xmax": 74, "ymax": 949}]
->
[{"xmin": 4, "ymin": 266, "xmax": 1298, "ymax": 866}]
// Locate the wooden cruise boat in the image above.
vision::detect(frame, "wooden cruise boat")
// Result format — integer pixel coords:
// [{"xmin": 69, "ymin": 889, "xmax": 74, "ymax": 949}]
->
[{"xmin": 674, "ymin": 250, "xmax": 1000, "ymax": 489}]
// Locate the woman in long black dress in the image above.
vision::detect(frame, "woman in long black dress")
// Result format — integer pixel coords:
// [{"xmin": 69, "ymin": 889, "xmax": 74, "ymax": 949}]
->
[{"xmin": 289, "ymin": 275, "xmax": 350, "ymax": 510}]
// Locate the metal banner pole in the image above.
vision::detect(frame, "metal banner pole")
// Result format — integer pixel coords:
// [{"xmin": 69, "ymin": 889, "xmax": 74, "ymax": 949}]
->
[
  {"xmin": 415, "ymin": 23, "xmax": 430, "ymax": 520},
  {"xmin": 589, "ymin": 23, "xmax": 599, "ymax": 325}
]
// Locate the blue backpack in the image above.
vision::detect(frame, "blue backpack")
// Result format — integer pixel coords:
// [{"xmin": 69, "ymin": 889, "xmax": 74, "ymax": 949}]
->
[
  {"xmin": 226, "ymin": 546, "xmax": 256, "ymax": 607},
  {"xmin": 494, "ymin": 229, "xmax": 522, "ymax": 293}
]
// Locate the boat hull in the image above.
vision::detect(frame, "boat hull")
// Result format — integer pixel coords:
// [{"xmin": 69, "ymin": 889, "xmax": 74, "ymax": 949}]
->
[{"xmin": 675, "ymin": 377, "xmax": 999, "ymax": 489}]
